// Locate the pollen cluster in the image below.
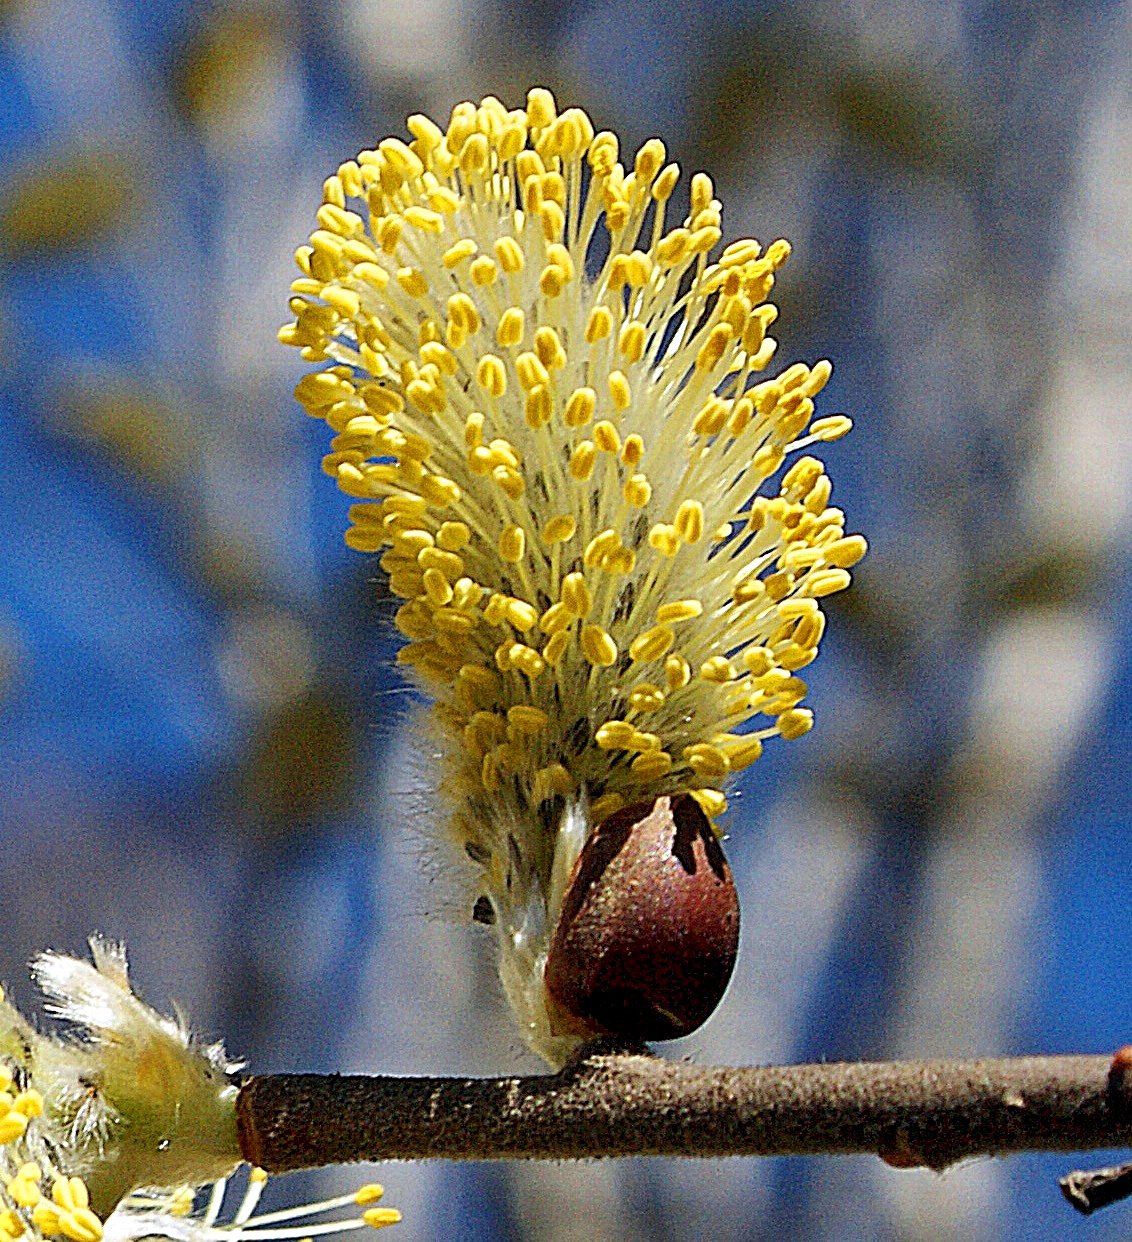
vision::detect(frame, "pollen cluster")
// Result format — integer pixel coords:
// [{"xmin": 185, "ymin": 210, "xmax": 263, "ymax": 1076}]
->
[{"xmin": 282, "ymin": 88, "xmax": 865, "ymax": 1028}]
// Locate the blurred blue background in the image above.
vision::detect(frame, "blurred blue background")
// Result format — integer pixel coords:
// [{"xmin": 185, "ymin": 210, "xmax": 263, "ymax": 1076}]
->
[{"xmin": 2, "ymin": 0, "xmax": 1131, "ymax": 1237}]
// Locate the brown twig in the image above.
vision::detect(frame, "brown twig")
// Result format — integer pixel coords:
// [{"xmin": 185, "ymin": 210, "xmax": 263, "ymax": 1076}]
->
[{"xmin": 236, "ymin": 1044, "xmax": 1132, "ymax": 1205}]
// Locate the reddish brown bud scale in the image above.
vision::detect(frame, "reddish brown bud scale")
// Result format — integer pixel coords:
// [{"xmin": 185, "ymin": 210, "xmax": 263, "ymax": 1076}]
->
[{"xmin": 544, "ymin": 793, "xmax": 740, "ymax": 1043}]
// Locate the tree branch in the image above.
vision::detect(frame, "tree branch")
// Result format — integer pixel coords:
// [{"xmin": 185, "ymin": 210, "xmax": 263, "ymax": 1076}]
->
[{"xmin": 236, "ymin": 1044, "xmax": 1132, "ymax": 1193}]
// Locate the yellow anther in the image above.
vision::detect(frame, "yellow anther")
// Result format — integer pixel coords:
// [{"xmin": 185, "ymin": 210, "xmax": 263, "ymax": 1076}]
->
[
  {"xmin": 538, "ymin": 602, "xmax": 573, "ymax": 635},
  {"xmin": 696, "ymin": 322, "xmax": 733, "ymax": 371},
  {"xmin": 510, "ymin": 644, "xmax": 546, "ymax": 680},
  {"xmin": 525, "ymin": 385, "xmax": 552, "ymax": 428},
  {"xmin": 810, "ymin": 415, "xmax": 853, "ymax": 441},
  {"xmin": 499, "ymin": 524, "xmax": 526, "ymax": 563},
  {"xmin": 354, "ymin": 1185, "xmax": 387, "ymax": 1207},
  {"xmin": 443, "ymin": 240, "xmax": 478, "ymax": 268},
  {"xmin": 378, "ymin": 137, "xmax": 424, "ymax": 180},
  {"xmin": 620, "ymin": 435, "xmax": 644, "ymax": 467},
  {"xmin": 628, "ymin": 684, "xmax": 665, "ymax": 712},
  {"xmin": 648, "ymin": 523, "xmax": 679, "ymax": 556},
  {"xmin": 396, "ymin": 267, "xmax": 429, "ymax": 298},
  {"xmin": 657, "ymin": 599, "xmax": 703, "ymax": 623},
  {"xmin": 505, "ymin": 599, "xmax": 539, "ymax": 631},
  {"xmin": 526, "ymin": 87, "xmax": 557, "ymax": 128},
  {"xmin": 618, "ymin": 321, "xmax": 646, "ymax": 363},
  {"xmin": 543, "ymin": 630, "xmax": 570, "ymax": 665},
  {"xmin": 824, "ymin": 534, "xmax": 868, "ymax": 568},
  {"xmin": 459, "ymin": 132, "xmax": 490, "ymax": 173},
  {"xmin": 515, "ymin": 351, "xmax": 549, "ymax": 391},
  {"xmin": 363, "ymin": 1208, "xmax": 403, "ymax": 1230},
  {"xmin": 778, "ymin": 708, "xmax": 814, "ymax": 740},
  {"xmin": 493, "ymin": 463, "xmax": 524, "ymax": 498},
  {"xmin": 608, "ymin": 371, "xmax": 632, "ymax": 411},
  {"xmin": 533, "ymin": 763, "xmax": 574, "ymax": 801},
  {"xmin": 595, "ymin": 720, "xmax": 635, "ymax": 749},
  {"xmin": 585, "ymin": 306, "xmax": 613, "ymax": 342},
  {"xmin": 690, "ymin": 789, "xmax": 727, "ymax": 818},
  {"xmin": 564, "ymin": 386, "xmax": 596, "ymax": 427},
  {"xmin": 470, "ymin": 256, "xmax": 499, "ymax": 285},
  {"xmin": 561, "ymin": 572, "xmax": 592, "ymax": 617},
  {"xmin": 494, "ymin": 237, "xmax": 524, "ymax": 273},
  {"xmin": 631, "ymin": 751, "xmax": 674, "ymax": 780},
  {"xmin": 476, "ymin": 354, "xmax": 507, "ymax": 397},
  {"xmin": 664, "ymin": 654, "xmax": 691, "ymax": 689},
  {"xmin": 700, "ymin": 656, "xmax": 736, "ymax": 683},
  {"xmin": 719, "ymin": 734, "xmax": 764, "ymax": 770},
  {"xmin": 569, "ymin": 441, "xmax": 596, "ymax": 480},
  {"xmin": 419, "ymin": 546, "xmax": 464, "ymax": 578},
  {"xmin": 497, "ymin": 308, "xmax": 526, "ymax": 347},
  {"xmin": 534, "ymin": 325, "xmax": 567, "ymax": 369},
  {"xmin": 436, "ymin": 521, "xmax": 470, "ymax": 550},
  {"xmin": 693, "ymin": 397, "xmax": 729, "ymax": 436},
  {"xmin": 684, "ymin": 743, "xmax": 730, "ymax": 781},
  {"xmin": 583, "ymin": 529, "xmax": 620, "ymax": 566},
  {"xmin": 629, "ymin": 626, "xmax": 675, "ymax": 663},
  {"xmin": 804, "ymin": 568, "xmax": 852, "ymax": 597},
  {"xmin": 594, "ymin": 421, "xmax": 621, "ymax": 454},
  {"xmin": 541, "ymin": 514, "xmax": 576, "ymax": 543},
  {"xmin": 448, "ymin": 292, "xmax": 481, "ymax": 334},
  {"xmin": 624, "ymin": 474, "xmax": 652, "ymax": 507},
  {"xmin": 423, "ymin": 568, "xmax": 454, "ymax": 606},
  {"xmin": 674, "ymin": 499, "xmax": 705, "ymax": 543}
]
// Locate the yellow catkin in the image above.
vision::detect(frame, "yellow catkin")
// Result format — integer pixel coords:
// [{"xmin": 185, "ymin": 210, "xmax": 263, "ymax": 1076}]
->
[{"xmin": 284, "ymin": 92, "xmax": 866, "ymax": 1059}]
